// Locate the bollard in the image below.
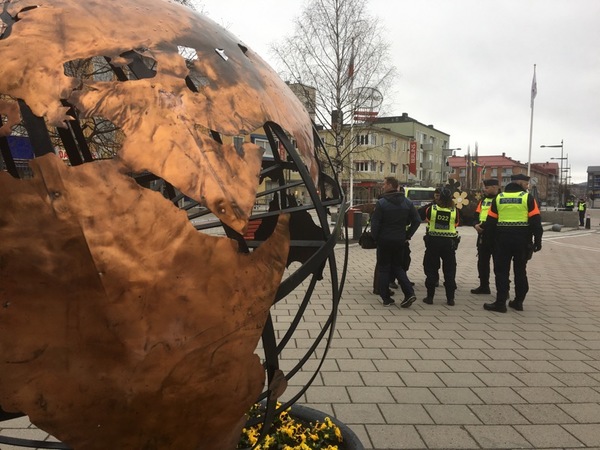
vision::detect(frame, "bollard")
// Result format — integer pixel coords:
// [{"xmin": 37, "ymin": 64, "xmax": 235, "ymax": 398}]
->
[
  {"xmin": 353, "ymin": 210, "xmax": 363, "ymax": 240},
  {"xmin": 551, "ymin": 224, "xmax": 562, "ymax": 232},
  {"xmin": 585, "ymin": 217, "xmax": 591, "ymax": 229}
]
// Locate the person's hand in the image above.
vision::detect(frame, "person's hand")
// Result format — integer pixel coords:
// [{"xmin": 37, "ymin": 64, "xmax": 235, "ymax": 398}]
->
[
  {"xmin": 474, "ymin": 224, "xmax": 483, "ymax": 234},
  {"xmin": 533, "ymin": 241, "xmax": 542, "ymax": 252}
]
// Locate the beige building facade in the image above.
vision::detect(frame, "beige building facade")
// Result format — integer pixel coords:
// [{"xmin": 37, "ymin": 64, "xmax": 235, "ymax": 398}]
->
[{"xmin": 372, "ymin": 113, "xmax": 453, "ymax": 187}]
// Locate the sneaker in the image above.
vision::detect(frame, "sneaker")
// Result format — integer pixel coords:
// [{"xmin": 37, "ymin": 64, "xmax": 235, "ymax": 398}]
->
[
  {"xmin": 447, "ymin": 298, "xmax": 455, "ymax": 306},
  {"xmin": 383, "ymin": 298, "xmax": 396, "ymax": 307},
  {"xmin": 470, "ymin": 286, "xmax": 491, "ymax": 294},
  {"xmin": 400, "ymin": 295, "xmax": 417, "ymax": 308},
  {"xmin": 422, "ymin": 297, "xmax": 433, "ymax": 305},
  {"xmin": 508, "ymin": 300, "xmax": 524, "ymax": 311},
  {"xmin": 389, "ymin": 281, "xmax": 399, "ymax": 289}
]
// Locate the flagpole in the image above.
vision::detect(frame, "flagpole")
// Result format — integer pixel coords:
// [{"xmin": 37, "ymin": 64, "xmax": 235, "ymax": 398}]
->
[{"xmin": 527, "ymin": 64, "xmax": 537, "ymax": 177}]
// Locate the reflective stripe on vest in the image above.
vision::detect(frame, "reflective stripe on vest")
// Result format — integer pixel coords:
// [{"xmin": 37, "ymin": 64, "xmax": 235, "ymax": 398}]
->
[
  {"xmin": 479, "ymin": 197, "xmax": 494, "ymax": 222},
  {"xmin": 496, "ymin": 191, "xmax": 529, "ymax": 226},
  {"xmin": 429, "ymin": 205, "xmax": 458, "ymax": 237}
]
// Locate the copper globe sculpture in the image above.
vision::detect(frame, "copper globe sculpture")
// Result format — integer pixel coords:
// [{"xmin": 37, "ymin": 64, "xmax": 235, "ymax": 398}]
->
[{"xmin": 0, "ymin": 0, "xmax": 346, "ymax": 449}]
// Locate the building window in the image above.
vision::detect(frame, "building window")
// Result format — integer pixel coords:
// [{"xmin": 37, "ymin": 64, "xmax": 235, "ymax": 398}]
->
[
  {"xmin": 253, "ymin": 137, "xmax": 274, "ymax": 159},
  {"xmin": 357, "ymin": 134, "xmax": 371, "ymax": 146},
  {"xmin": 391, "ymin": 140, "xmax": 397, "ymax": 150},
  {"xmin": 379, "ymin": 162, "xmax": 384, "ymax": 173},
  {"xmin": 391, "ymin": 163, "xmax": 398, "ymax": 174},
  {"xmin": 502, "ymin": 168, "xmax": 513, "ymax": 175},
  {"xmin": 491, "ymin": 168, "xmax": 498, "ymax": 177},
  {"xmin": 354, "ymin": 161, "xmax": 369, "ymax": 172},
  {"xmin": 370, "ymin": 134, "xmax": 377, "ymax": 146},
  {"xmin": 233, "ymin": 136, "xmax": 244, "ymax": 153}
]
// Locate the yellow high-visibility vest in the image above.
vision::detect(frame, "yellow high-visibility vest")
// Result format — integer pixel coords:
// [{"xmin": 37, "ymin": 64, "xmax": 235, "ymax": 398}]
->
[
  {"xmin": 428, "ymin": 205, "xmax": 458, "ymax": 237},
  {"xmin": 495, "ymin": 192, "xmax": 529, "ymax": 226}
]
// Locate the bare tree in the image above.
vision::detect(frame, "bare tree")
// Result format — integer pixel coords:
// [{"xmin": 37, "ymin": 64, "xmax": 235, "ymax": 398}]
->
[{"xmin": 271, "ymin": 0, "xmax": 396, "ymax": 175}]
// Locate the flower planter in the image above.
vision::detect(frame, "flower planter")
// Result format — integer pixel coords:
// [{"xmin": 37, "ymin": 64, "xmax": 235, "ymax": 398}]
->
[{"xmin": 288, "ymin": 404, "xmax": 364, "ymax": 450}]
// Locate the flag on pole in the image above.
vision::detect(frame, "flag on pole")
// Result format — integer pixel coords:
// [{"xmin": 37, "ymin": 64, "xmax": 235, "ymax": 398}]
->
[
  {"xmin": 530, "ymin": 64, "xmax": 537, "ymax": 108},
  {"xmin": 347, "ymin": 38, "xmax": 355, "ymax": 81}
]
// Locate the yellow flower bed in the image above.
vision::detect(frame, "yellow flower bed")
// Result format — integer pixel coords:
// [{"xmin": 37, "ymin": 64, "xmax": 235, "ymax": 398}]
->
[{"xmin": 238, "ymin": 404, "xmax": 343, "ymax": 450}]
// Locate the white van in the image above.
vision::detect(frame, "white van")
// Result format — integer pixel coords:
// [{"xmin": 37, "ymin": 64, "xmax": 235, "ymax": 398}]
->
[{"xmin": 404, "ymin": 187, "xmax": 436, "ymax": 208}]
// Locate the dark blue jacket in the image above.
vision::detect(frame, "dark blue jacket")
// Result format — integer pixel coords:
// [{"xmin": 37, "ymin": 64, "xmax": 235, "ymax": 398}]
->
[{"xmin": 371, "ymin": 191, "xmax": 421, "ymax": 243}]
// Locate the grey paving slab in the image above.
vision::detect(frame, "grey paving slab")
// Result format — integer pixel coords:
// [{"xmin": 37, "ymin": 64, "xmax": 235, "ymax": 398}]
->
[
  {"xmin": 348, "ymin": 386, "xmax": 396, "ymax": 403},
  {"xmin": 465, "ymin": 425, "xmax": 534, "ymax": 448},
  {"xmin": 514, "ymin": 386, "xmax": 570, "ymax": 403},
  {"xmin": 558, "ymin": 402, "xmax": 600, "ymax": 423},
  {"xmin": 379, "ymin": 404, "xmax": 433, "ymax": 424},
  {"xmin": 388, "ymin": 387, "xmax": 440, "ymax": 404},
  {"xmin": 553, "ymin": 386, "xmax": 600, "ymax": 402},
  {"xmin": 424, "ymin": 404, "xmax": 482, "ymax": 425},
  {"xmin": 430, "ymin": 387, "xmax": 484, "ymax": 405},
  {"xmin": 468, "ymin": 404, "xmax": 529, "ymax": 425},
  {"xmin": 366, "ymin": 424, "xmax": 426, "ymax": 449},
  {"xmin": 514, "ymin": 424, "xmax": 585, "ymax": 448},
  {"xmin": 563, "ymin": 424, "xmax": 600, "ymax": 447},
  {"xmin": 332, "ymin": 403, "xmax": 384, "ymax": 425},
  {"xmin": 513, "ymin": 403, "xmax": 577, "ymax": 424},
  {"xmin": 416, "ymin": 424, "xmax": 480, "ymax": 449}
]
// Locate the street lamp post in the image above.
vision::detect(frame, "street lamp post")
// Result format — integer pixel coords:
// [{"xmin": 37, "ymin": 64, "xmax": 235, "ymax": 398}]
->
[
  {"xmin": 541, "ymin": 140, "xmax": 564, "ymax": 207},
  {"xmin": 441, "ymin": 147, "xmax": 461, "ymax": 185},
  {"xmin": 550, "ymin": 156, "xmax": 567, "ymax": 206}
]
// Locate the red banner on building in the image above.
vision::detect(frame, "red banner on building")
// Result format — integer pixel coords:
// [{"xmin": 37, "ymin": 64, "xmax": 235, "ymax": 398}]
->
[{"xmin": 409, "ymin": 140, "xmax": 417, "ymax": 175}]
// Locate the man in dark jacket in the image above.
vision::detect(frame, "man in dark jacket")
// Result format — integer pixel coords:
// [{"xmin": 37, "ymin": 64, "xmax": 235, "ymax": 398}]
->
[
  {"xmin": 483, "ymin": 173, "xmax": 543, "ymax": 312},
  {"xmin": 371, "ymin": 177, "xmax": 421, "ymax": 307}
]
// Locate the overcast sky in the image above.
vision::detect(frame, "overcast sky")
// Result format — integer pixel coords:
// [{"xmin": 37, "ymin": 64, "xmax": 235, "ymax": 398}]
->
[{"xmin": 197, "ymin": 0, "xmax": 599, "ymax": 184}]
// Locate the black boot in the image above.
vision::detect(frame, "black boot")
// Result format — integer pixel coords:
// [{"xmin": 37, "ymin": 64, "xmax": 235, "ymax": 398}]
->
[
  {"xmin": 508, "ymin": 300, "xmax": 524, "ymax": 311},
  {"xmin": 471, "ymin": 285, "xmax": 491, "ymax": 294},
  {"xmin": 423, "ymin": 289, "xmax": 435, "ymax": 305},
  {"xmin": 484, "ymin": 299, "xmax": 507, "ymax": 313}
]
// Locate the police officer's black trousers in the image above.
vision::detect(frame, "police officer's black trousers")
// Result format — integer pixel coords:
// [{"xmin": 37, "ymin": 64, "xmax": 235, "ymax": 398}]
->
[
  {"xmin": 579, "ymin": 211, "xmax": 585, "ymax": 226},
  {"xmin": 476, "ymin": 241, "xmax": 493, "ymax": 287},
  {"xmin": 493, "ymin": 233, "xmax": 530, "ymax": 302},
  {"xmin": 423, "ymin": 236, "xmax": 457, "ymax": 300}
]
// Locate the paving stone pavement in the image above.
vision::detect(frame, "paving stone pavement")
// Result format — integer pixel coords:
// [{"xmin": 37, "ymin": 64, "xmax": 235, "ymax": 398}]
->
[{"xmin": 1, "ymin": 209, "xmax": 599, "ymax": 450}]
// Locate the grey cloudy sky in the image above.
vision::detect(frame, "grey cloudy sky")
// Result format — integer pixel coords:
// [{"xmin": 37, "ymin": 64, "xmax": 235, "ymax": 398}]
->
[{"xmin": 198, "ymin": 0, "xmax": 599, "ymax": 184}]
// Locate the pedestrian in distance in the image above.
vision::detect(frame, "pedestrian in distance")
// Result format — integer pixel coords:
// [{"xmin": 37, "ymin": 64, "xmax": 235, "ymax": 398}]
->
[
  {"xmin": 371, "ymin": 177, "xmax": 421, "ymax": 308},
  {"xmin": 422, "ymin": 187, "xmax": 460, "ymax": 306},
  {"xmin": 577, "ymin": 197, "xmax": 587, "ymax": 227},
  {"xmin": 483, "ymin": 173, "xmax": 543, "ymax": 313},
  {"xmin": 471, "ymin": 179, "xmax": 500, "ymax": 295}
]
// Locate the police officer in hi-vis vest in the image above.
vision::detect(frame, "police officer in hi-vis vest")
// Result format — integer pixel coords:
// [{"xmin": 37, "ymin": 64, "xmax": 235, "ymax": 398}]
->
[
  {"xmin": 577, "ymin": 198, "xmax": 587, "ymax": 227},
  {"xmin": 483, "ymin": 173, "xmax": 543, "ymax": 312},
  {"xmin": 471, "ymin": 179, "xmax": 500, "ymax": 295},
  {"xmin": 422, "ymin": 187, "xmax": 460, "ymax": 306}
]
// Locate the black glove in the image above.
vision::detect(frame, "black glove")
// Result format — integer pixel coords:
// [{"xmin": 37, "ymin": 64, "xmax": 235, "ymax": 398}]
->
[{"xmin": 533, "ymin": 241, "xmax": 542, "ymax": 252}]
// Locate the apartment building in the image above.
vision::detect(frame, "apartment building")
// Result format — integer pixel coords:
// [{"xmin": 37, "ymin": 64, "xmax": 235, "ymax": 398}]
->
[{"xmin": 372, "ymin": 113, "xmax": 452, "ymax": 186}]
